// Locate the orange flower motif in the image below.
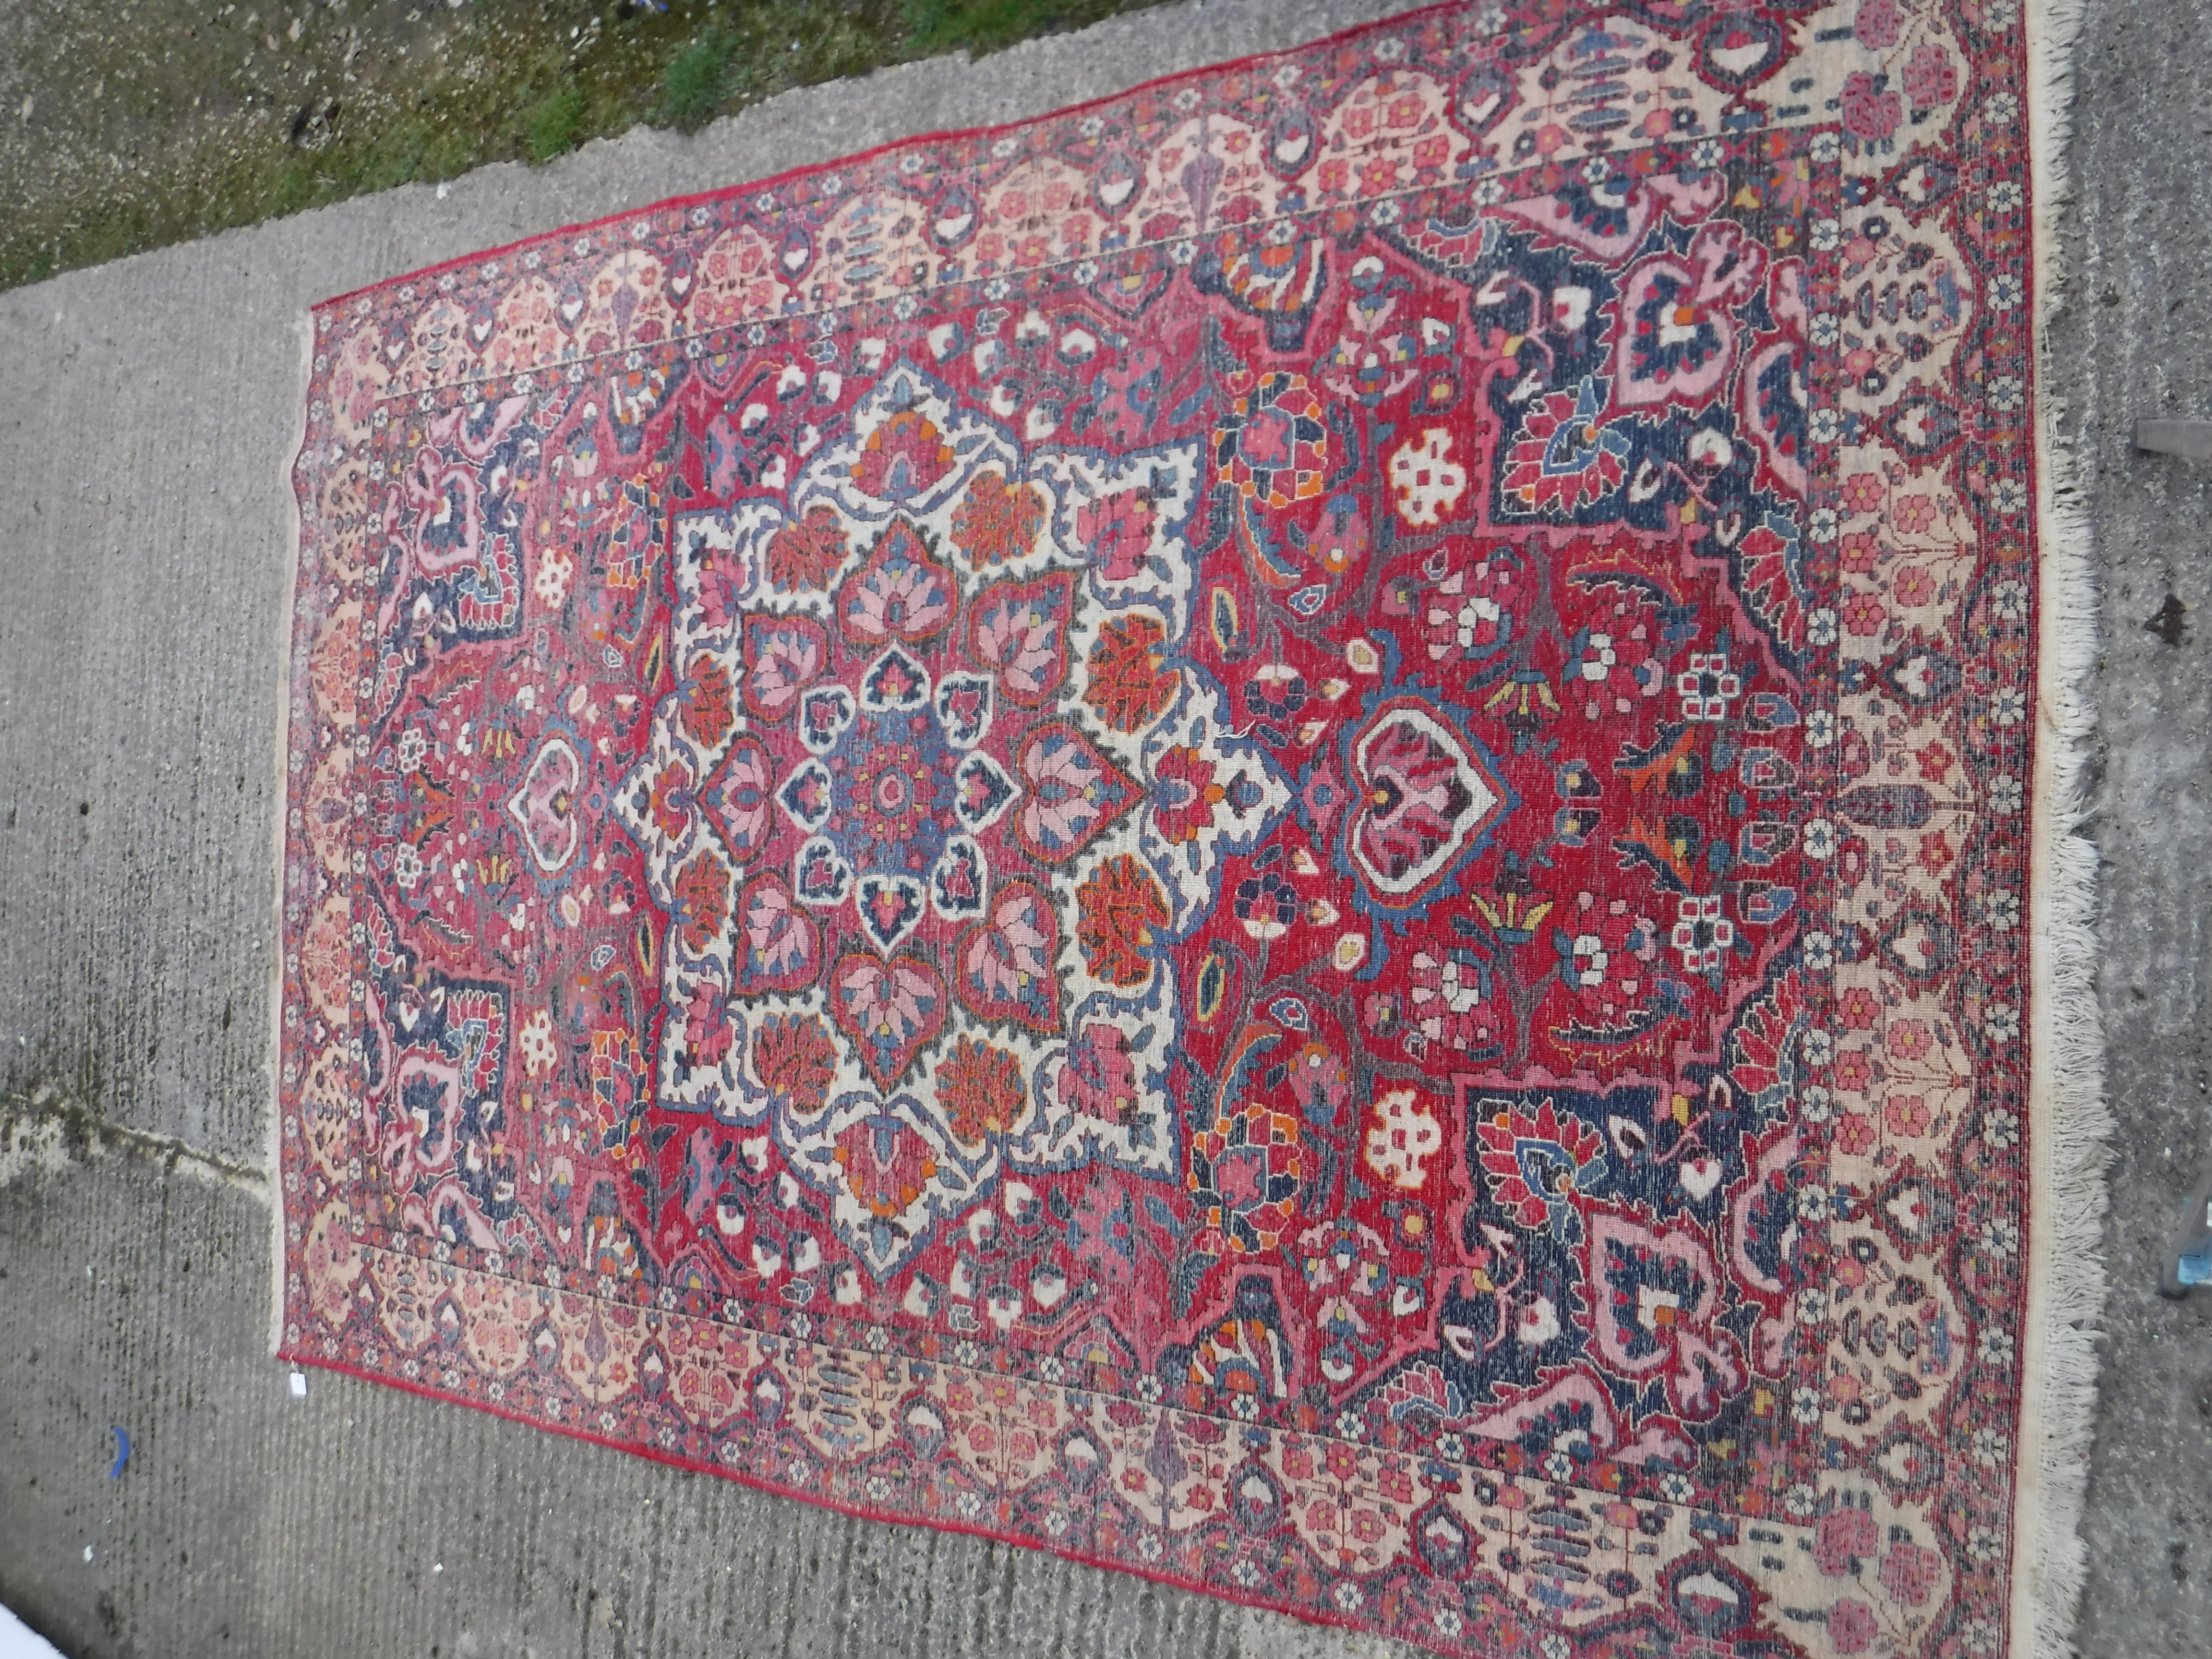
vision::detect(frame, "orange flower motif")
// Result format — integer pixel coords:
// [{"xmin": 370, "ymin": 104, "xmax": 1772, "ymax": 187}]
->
[
  {"xmin": 755, "ymin": 1015, "xmax": 837, "ymax": 1115},
  {"xmin": 1082, "ymin": 614, "xmax": 1178, "ymax": 734},
  {"xmin": 767, "ymin": 504, "xmax": 849, "ymax": 592},
  {"xmin": 1075, "ymin": 854, "xmax": 1169, "ymax": 986},
  {"xmin": 938, "ymin": 1036, "xmax": 1025, "ymax": 1145},
  {"xmin": 950, "ymin": 469, "xmax": 1045, "ymax": 568}
]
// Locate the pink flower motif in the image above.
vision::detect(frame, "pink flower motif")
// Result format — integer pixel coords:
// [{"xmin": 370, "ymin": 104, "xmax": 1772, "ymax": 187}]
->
[
  {"xmin": 1843, "ymin": 591, "xmax": 1888, "ymax": 636},
  {"xmin": 1885, "ymin": 1094, "xmax": 1931, "ymax": 1136},
  {"xmin": 974, "ymin": 589, "xmax": 1069, "ymax": 700},
  {"xmin": 684, "ymin": 982, "xmax": 733, "ymax": 1066},
  {"xmin": 1060, "ymin": 1022, "xmax": 1139, "ymax": 1125},
  {"xmin": 745, "ymin": 880, "xmax": 814, "ymax": 979},
  {"xmin": 744, "ymin": 620, "xmax": 826, "ymax": 718},
  {"xmin": 1841, "ymin": 72, "xmax": 1902, "ymax": 144},
  {"xmin": 1324, "ymin": 1442, "xmax": 1362, "ymax": 1483},
  {"xmin": 1815, "ymin": 1506, "xmax": 1881, "ymax": 1576},
  {"xmin": 840, "ymin": 958, "xmax": 936, "ymax": 1046},
  {"xmin": 1838, "ymin": 1112, "xmax": 1878, "ymax": 1155},
  {"xmin": 1887, "ymin": 1018, "xmax": 1934, "ymax": 1060},
  {"xmin": 1854, "ymin": 0, "xmax": 1899, "ymax": 48},
  {"xmin": 1843, "ymin": 472, "xmax": 1887, "ymax": 514},
  {"xmin": 1840, "ymin": 986, "xmax": 1881, "ymax": 1031},
  {"xmin": 1077, "ymin": 490, "xmax": 1158, "ymax": 581},
  {"xmin": 848, "ymin": 552, "xmax": 954, "ymax": 640},
  {"xmin": 965, "ymin": 890, "xmax": 1053, "ymax": 1002},
  {"xmin": 1830, "ymin": 1597, "xmax": 1878, "ymax": 1655},
  {"xmin": 1840, "ymin": 532, "xmax": 1882, "ymax": 575},
  {"xmin": 1835, "ymin": 1048, "xmax": 1875, "ymax": 1092},
  {"xmin": 1893, "ymin": 565, "xmax": 1935, "ymax": 607},
  {"xmin": 1902, "ymin": 44, "xmax": 1959, "ymax": 113},
  {"xmin": 1879, "ymin": 1540, "xmax": 1940, "ymax": 1606},
  {"xmin": 1893, "ymin": 493, "xmax": 1936, "ymax": 533}
]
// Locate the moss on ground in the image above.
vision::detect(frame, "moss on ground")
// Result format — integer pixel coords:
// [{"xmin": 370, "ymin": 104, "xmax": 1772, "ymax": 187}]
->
[{"xmin": 0, "ymin": 0, "xmax": 1169, "ymax": 294}]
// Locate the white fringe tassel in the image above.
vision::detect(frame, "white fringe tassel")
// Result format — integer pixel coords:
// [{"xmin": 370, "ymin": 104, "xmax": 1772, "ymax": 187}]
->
[{"xmin": 2019, "ymin": 0, "xmax": 2110, "ymax": 1649}]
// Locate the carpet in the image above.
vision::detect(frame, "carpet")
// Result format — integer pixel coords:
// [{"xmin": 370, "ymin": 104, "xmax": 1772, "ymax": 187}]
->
[{"xmin": 275, "ymin": 1, "xmax": 2105, "ymax": 1653}]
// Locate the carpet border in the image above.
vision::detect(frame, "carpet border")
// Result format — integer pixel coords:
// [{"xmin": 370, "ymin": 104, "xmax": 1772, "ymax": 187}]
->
[
  {"xmin": 267, "ymin": 309, "xmax": 314, "ymax": 1359},
  {"xmin": 2019, "ymin": 0, "xmax": 2110, "ymax": 1653}
]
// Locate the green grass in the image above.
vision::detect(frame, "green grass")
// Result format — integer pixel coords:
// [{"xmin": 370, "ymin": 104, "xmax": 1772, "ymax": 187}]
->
[
  {"xmin": 663, "ymin": 34, "xmax": 741, "ymax": 133},
  {"xmin": 525, "ymin": 84, "xmax": 591, "ymax": 164},
  {"xmin": 0, "ymin": 0, "xmax": 1174, "ymax": 295},
  {"xmin": 904, "ymin": 0, "xmax": 1175, "ymax": 55}
]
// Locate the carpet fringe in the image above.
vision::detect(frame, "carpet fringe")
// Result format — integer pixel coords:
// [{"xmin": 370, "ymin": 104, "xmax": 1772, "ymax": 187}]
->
[
  {"xmin": 267, "ymin": 309, "xmax": 314, "ymax": 1360},
  {"xmin": 2020, "ymin": 0, "xmax": 2109, "ymax": 1651}
]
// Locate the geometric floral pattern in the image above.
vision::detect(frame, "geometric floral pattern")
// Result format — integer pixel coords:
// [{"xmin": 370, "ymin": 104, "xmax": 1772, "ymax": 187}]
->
[{"xmin": 278, "ymin": 2, "xmax": 2046, "ymax": 1653}]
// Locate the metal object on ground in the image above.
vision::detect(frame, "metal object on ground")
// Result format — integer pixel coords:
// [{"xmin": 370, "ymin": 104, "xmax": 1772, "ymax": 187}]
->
[
  {"xmin": 2161, "ymin": 1154, "xmax": 2212, "ymax": 1297},
  {"xmin": 2136, "ymin": 419, "xmax": 2212, "ymax": 459}
]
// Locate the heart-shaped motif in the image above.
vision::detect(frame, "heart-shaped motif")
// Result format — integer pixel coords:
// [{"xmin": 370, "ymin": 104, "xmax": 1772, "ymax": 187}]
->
[
  {"xmin": 701, "ymin": 735, "xmax": 776, "ymax": 864},
  {"xmin": 1095, "ymin": 152, "xmax": 1140, "ymax": 211},
  {"xmin": 505, "ymin": 734, "xmax": 584, "ymax": 875},
  {"xmin": 855, "ymin": 872, "xmax": 929, "ymax": 952},
  {"xmin": 950, "ymin": 752, "xmax": 1017, "ymax": 833},
  {"xmin": 1680, "ymin": 1157, "xmax": 1725, "ymax": 1202},
  {"xmin": 830, "ymin": 951, "xmax": 946, "ymax": 1091},
  {"xmin": 733, "ymin": 871, "xmax": 819, "ymax": 993},
  {"xmin": 933, "ymin": 673, "xmax": 994, "ymax": 749},
  {"xmin": 1710, "ymin": 33, "xmax": 1771, "ymax": 75},
  {"xmin": 932, "ymin": 189, "xmax": 977, "ymax": 247},
  {"xmin": 775, "ymin": 758, "xmax": 835, "ymax": 834},
  {"xmin": 799, "ymin": 685, "xmax": 855, "ymax": 753},
  {"xmin": 956, "ymin": 880, "xmax": 1064, "ymax": 1034},
  {"xmin": 929, "ymin": 836, "xmax": 988, "ymax": 921},
  {"xmin": 793, "ymin": 835, "xmax": 853, "ymax": 908},
  {"xmin": 1010, "ymin": 721, "xmax": 1136, "ymax": 865},
  {"xmin": 1697, "ymin": 12, "xmax": 1787, "ymax": 87},
  {"xmin": 1454, "ymin": 63, "xmax": 1513, "ymax": 134},
  {"xmin": 741, "ymin": 613, "xmax": 830, "ymax": 724},
  {"xmin": 968, "ymin": 572, "xmax": 1076, "ymax": 707}
]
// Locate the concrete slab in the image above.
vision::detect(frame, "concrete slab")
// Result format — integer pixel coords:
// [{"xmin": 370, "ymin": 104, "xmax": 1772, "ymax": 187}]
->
[
  {"xmin": 0, "ymin": 6, "xmax": 1419, "ymax": 1655},
  {"xmin": 2051, "ymin": 0, "xmax": 2212, "ymax": 1651}
]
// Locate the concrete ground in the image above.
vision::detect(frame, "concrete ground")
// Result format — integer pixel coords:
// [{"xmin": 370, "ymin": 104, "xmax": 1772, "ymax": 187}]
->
[
  {"xmin": 0, "ymin": 0, "xmax": 2205, "ymax": 1654},
  {"xmin": 2056, "ymin": 0, "xmax": 2212, "ymax": 1651}
]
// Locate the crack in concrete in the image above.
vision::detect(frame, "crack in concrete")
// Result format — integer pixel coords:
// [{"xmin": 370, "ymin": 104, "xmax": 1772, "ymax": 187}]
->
[{"xmin": 0, "ymin": 1082, "xmax": 268, "ymax": 1195}]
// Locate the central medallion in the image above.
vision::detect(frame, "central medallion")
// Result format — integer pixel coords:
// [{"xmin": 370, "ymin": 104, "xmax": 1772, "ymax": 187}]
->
[{"xmin": 777, "ymin": 643, "xmax": 1001, "ymax": 953}]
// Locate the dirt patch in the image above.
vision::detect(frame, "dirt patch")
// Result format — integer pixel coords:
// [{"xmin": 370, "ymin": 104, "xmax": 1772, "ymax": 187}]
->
[{"xmin": 0, "ymin": 0, "xmax": 1166, "ymax": 292}]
